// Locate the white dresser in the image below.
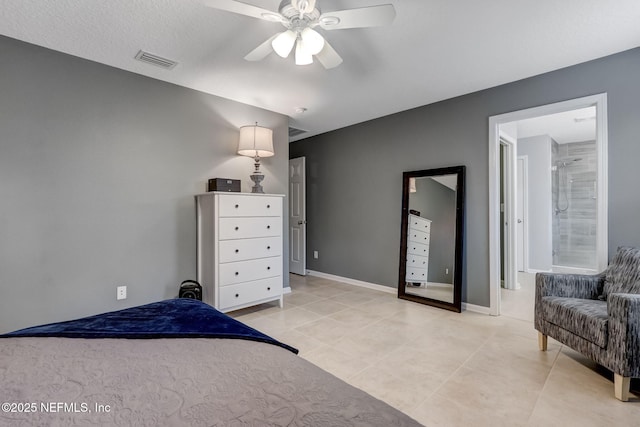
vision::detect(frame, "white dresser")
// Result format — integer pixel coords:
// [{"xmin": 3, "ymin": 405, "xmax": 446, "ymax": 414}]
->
[
  {"xmin": 405, "ymin": 214, "xmax": 431, "ymax": 284},
  {"xmin": 196, "ymin": 192, "xmax": 284, "ymax": 312}
]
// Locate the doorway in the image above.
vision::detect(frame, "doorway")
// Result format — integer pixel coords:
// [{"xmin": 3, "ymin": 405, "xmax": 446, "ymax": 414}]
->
[{"xmin": 489, "ymin": 94, "xmax": 608, "ymax": 316}]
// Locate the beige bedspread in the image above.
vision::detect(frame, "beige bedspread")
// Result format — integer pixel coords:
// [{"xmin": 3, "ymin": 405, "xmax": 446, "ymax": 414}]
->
[{"xmin": 0, "ymin": 337, "xmax": 421, "ymax": 426}]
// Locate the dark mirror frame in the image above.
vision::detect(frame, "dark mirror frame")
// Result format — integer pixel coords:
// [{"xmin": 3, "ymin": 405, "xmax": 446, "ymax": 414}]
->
[{"xmin": 397, "ymin": 165, "xmax": 465, "ymax": 312}]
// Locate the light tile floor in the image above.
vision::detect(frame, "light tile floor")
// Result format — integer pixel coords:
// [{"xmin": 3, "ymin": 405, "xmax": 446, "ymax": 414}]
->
[{"xmin": 230, "ymin": 273, "xmax": 640, "ymax": 426}]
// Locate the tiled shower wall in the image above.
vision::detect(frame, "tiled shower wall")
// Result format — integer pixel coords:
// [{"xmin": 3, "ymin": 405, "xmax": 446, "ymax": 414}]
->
[{"xmin": 551, "ymin": 140, "xmax": 598, "ymax": 268}]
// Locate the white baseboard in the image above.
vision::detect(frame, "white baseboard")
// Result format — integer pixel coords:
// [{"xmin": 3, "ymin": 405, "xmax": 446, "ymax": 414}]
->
[
  {"xmin": 306, "ymin": 270, "xmax": 396, "ymax": 294},
  {"xmin": 283, "ymin": 287, "xmax": 292, "ymax": 295},
  {"xmin": 306, "ymin": 270, "xmax": 492, "ymax": 315},
  {"xmin": 526, "ymin": 268, "xmax": 552, "ymax": 274},
  {"xmin": 462, "ymin": 302, "xmax": 492, "ymax": 315}
]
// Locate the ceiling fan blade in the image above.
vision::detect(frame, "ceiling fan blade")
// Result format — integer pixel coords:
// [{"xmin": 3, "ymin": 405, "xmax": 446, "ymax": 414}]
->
[
  {"xmin": 244, "ymin": 34, "xmax": 278, "ymax": 61},
  {"xmin": 315, "ymin": 40, "xmax": 343, "ymax": 69},
  {"xmin": 319, "ymin": 4, "xmax": 396, "ymax": 30},
  {"xmin": 199, "ymin": 0, "xmax": 283, "ymax": 22}
]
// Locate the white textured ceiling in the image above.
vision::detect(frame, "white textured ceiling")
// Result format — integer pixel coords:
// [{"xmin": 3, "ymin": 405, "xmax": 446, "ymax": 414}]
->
[
  {"xmin": 517, "ymin": 107, "xmax": 597, "ymax": 145},
  {"xmin": 1, "ymin": 0, "xmax": 639, "ymax": 141}
]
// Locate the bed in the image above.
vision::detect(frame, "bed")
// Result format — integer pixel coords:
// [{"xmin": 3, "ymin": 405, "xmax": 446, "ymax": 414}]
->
[{"xmin": 0, "ymin": 299, "xmax": 421, "ymax": 426}]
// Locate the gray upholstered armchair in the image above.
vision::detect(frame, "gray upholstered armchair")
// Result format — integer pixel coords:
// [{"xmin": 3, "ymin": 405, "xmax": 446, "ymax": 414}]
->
[{"xmin": 535, "ymin": 246, "xmax": 640, "ymax": 401}]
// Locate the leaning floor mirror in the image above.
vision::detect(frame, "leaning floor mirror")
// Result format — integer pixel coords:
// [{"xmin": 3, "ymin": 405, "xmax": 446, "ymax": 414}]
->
[{"xmin": 398, "ymin": 166, "xmax": 465, "ymax": 312}]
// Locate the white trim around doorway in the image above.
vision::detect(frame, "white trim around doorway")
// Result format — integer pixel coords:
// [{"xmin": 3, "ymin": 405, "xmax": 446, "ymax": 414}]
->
[{"xmin": 488, "ymin": 93, "xmax": 608, "ymax": 316}]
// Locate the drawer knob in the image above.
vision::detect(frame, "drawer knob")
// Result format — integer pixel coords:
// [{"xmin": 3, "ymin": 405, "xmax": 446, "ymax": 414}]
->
[
  {"xmin": 235, "ymin": 226, "xmax": 239, "ymax": 231},
  {"xmin": 267, "ymin": 225, "xmax": 271, "ymax": 229},
  {"xmin": 235, "ymin": 293, "xmax": 239, "ymax": 298},
  {"xmin": 267, "ymin": 287, "xmax": 271, "ymax": 291},
  {"xmin": 267, "ymin": 266, "xmax": 271, "ymax": 270},
  {"xmin": 267, "ymin": 246, "xmax": 271, "ymax": 250},
  {"xmin": 235, "ymin": 204, "xmax": 239, "ymax": 208},
  {"xmin": 235, "ymin": 272, "xmax": 239, "ymax": 276},
  {"xmin": 235, "ymin": 249, "xmax": 239, "ymax": 253},
  {"xmin": 267, "ymin": 204, "xmax": 271, "ymax": 208}
]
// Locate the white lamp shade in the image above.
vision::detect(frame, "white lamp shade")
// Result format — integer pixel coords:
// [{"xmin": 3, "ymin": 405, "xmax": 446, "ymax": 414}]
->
[
  {"xmin": 272, "ymin": 30, "xmax": 297, "ymax": 58},
  {"xmin": 300, "ymin": 28, "xmax": 325, "ymax": 55},
  {"xmin": 295, "ymin": 40, "xmax": 313, "ymax": 65},
  {"xmin": 237, "ymin": 125, "xmax": 274, "ymax": 158}
]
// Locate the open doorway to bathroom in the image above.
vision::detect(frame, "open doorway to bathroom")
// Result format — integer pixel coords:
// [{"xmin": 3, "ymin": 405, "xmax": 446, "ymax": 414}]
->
[{"xmin": 489, "ymin": 94, "xmax": 608, "ymax": 316}]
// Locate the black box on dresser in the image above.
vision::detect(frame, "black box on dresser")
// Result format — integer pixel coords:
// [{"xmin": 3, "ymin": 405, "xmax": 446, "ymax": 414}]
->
[{"xmin": 208, "ymin": 178, "xmax": 241, "ymax": 192}]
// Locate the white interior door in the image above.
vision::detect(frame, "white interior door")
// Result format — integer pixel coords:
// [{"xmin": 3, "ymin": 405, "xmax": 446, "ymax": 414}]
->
[
  {"xmin": 516, "ymin": 156, "xmax": 527, "ymax": 272},
  {"xmin": 289, "ymin": 157, "xmax": 306, "ymax": 275},
  {"xmin": 501, "ymin": 135, "xmax": 518, "ymax": 291}
]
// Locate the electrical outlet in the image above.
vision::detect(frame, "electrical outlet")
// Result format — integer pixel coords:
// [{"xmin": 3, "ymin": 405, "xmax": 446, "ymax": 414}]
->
[
  {"xmin": 313, "ymin": 250, "xmax": 319, "ymax": 259},
  {"xmin": 116, "ymin": 286, "xmax": 127, "ymax": 300}
]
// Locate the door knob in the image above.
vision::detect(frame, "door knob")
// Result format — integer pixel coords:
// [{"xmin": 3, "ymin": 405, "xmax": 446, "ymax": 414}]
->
[
  {"xmin": 517, "ymin": 219, "xmax": 522, "ymax": 223},
  {"xmin": 297, "ymin": 220, "xmax": 307, "ymax": 225}
]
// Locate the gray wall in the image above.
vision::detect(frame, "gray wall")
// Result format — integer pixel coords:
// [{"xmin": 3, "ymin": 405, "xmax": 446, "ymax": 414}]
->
[
  {"xmin": 290, "ymin": 47, "xmax": 640, "ymax": 308},
  {"xmin": 0, "ymin": 36, "xmax": 289, "ymax": 333},
  {"xmin": 518, "ymin": 135, "xmax": 553, "ymax": 271},
  {"xmin": 409, "ymin": 178, "xmax": 456, "ymax": 283}
]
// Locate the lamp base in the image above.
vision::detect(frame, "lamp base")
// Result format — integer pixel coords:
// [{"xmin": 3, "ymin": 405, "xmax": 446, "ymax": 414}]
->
[{"xmin": 250, "ymin": 173, "xmax": 265, "ymax": 194}]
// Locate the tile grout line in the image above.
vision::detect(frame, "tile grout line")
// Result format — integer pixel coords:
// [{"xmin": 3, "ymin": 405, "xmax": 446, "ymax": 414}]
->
[{"xmin": 524, "ymin": 343, "xmax": 564, "ymax": 425}]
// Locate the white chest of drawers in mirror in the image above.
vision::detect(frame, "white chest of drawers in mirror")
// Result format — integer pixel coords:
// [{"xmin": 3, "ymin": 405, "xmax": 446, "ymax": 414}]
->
[
  {"xmin": 196, "ymin": 192, "xmax": 284, "ymax": 312},
  {"xmin": 406, "ymin": 214, "xmax": 431, "ymax": 283}
]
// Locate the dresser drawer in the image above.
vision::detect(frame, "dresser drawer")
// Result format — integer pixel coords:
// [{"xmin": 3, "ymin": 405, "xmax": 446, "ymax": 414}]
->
[
  {"xmin": 407, "ymin": 253, "xmax": 428, "ymax": 269},
  {"xmin": 408, "ymin": 229, "xmax": 430, "ymax": 244},
  {"xmin": 218, "ymin": 195, "xmax": 282, "ymax": 217},
  {"xmin": 219, "ymin": 217, "xmax": 282, "ymax": 240},
  {"xmin": 219, "ymin": 256, "xmax": 282, "ymax": 286},
  {"xmin": 219, "ymin": 237, "xmax": 282, "ymax": 263},
  {"xmin": 219, "ymin": 277, "xmax": 282, "ymax": 310},
  {"xmin": 407, "ymin": 241, "xmax": 429, "ymax": 257},
  {"xmin": 406, "ymin": 267, "xmax": 428, "ymax": 282},
  {"xmin": 409, "ymin": 217, "xmax": 431, "ymax": 233}
]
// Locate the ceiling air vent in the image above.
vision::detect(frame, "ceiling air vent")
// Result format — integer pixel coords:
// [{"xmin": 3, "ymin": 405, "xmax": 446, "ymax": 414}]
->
[
  {"xmin": 289, "ymin": 127, "xmax": 307, "ymax": 138},
  {"xmin": 135, "ymin": 50, "xmax": 178, "ymax": 69}
]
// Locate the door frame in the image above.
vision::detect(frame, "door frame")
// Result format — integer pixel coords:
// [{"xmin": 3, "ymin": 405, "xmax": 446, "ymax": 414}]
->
[{"xmin": 488, "ymin": 93, "xmax": 608, "ymax": 316}]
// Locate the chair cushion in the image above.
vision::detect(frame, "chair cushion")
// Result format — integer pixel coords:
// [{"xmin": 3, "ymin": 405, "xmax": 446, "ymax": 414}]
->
[
  {"xmin": 541, "ymin": 296, "xmax": 608, "ymax": 348},
  {"xmin": 603, "ymin": 247, "xmax": 640, "ymax": 300}
]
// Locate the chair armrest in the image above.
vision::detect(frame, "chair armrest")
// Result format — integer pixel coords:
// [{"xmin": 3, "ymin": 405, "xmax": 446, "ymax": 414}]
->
[
  {"xmin": 607, "ymin": 293, "xmax": 640, "ymax": 377},
  {"xmin": 535, "ymin": 271, "xmax": 605, "ymax": 299}
]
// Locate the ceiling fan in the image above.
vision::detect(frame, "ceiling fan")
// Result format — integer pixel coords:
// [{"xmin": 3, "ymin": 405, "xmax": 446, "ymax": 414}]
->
[{"xmin": 200, "ymin": 0, "xmax": 396, "ymax": 69}]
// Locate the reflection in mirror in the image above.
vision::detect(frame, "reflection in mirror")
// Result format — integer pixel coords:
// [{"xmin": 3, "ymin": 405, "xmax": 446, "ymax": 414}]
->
[{"xmin": 398, "ymin": 166, "xmax": 465, "ymax": 312}]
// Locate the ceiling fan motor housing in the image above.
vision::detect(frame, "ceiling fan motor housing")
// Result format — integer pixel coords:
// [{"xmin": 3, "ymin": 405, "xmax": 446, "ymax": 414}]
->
[{"xmin": 279, "ymin": 0, "xmax": 321, "ymax": 29}]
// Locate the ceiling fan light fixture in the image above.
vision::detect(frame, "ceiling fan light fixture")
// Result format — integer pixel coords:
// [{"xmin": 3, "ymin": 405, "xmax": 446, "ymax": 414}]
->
[
  {"xmin": 272, "ymin": 30, "xmax": 297, "ymax": 58},
  {"xmin": 300, "ymin": 28, "xmax": 325, "ymax": 55},
  {"xmin": 295, "ymin": 40, "xmax": 313, "ymax": 65}
]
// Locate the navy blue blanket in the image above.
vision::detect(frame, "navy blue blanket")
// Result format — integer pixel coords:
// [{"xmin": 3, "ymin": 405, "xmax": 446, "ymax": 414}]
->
[{"xmin": 1, "ymin": 299, "xmax": 298, "ymax": 354}]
